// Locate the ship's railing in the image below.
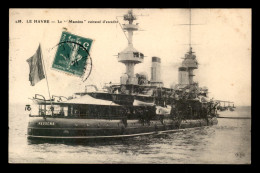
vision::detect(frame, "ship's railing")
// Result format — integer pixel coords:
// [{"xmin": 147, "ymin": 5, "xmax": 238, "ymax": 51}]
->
[
  {"xmin": 33, "ymin": 94, "xmax": 47, "ymax": 116},
  {"xmin": 27, "ymin": 94, "xmax": 69, "ymax": 117},
  {"xmin": 34, "ymin": 94, "xmax": 46, "ymax": 101},
  {"xmin": 103, "ymin": 83, "xmax": 121, "ymax": 87},
  {"xmin": 85, "ymin": 85, "xmax": 98, "ymax": 92},
  {"xmin": 118, "ymin": 52, "xmax": 144, "ymax": 63},
  {"xmin": 52, "ymin": 95, "xmax": 68, "ymax": 102}
]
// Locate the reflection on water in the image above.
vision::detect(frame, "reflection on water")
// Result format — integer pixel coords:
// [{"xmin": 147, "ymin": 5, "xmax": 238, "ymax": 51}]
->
[{"xmin": 9, "ymin": 105, "xmax": 251, "ymax": 164}]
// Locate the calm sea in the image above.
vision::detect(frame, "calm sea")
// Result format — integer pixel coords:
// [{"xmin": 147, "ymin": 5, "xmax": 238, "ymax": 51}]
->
[{"xmin": 8, "ymin": 104, "xmax": 251, "ymax": 164}]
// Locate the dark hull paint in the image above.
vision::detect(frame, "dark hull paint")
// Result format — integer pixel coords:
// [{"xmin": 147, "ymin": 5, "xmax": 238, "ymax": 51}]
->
[{"xmin": 27, "ymin": 117, "xmax": 218, "ymax": 140}]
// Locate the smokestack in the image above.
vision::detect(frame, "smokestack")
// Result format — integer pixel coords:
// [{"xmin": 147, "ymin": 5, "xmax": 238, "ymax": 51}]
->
[{"xmin": 150, "ymin": 57, "xmax": 163, "ymax": 87}]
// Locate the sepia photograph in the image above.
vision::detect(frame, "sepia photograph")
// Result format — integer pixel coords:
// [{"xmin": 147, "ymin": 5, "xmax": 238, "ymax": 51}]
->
[{"xmin": 9, "ymin": 8, "xmax": 251, "ymax": 164}]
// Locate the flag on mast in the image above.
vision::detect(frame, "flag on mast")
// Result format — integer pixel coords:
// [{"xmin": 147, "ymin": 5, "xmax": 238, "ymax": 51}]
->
[{"xmin": 26, "ymin": 44, "xmax": 45, "ymax": 86}]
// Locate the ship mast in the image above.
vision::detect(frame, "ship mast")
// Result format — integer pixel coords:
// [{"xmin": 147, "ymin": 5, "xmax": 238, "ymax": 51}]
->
[
  {"xmin": 117, "ymin": 10, "xmax": 144, "ymax": 85},
  {"xmin": 189, "ymin": 8, "xmax": 192, "ymax": 49},
  {"xmin": 178, "ymin": 9, "xmax": 198, "ymax": 88},
  {"xmin": 188, "ymin": 8, "xmax": 195, "ymax": 55}
]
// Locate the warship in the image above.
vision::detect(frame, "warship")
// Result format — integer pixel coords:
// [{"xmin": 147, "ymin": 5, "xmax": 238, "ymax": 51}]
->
[{"xmin": 26, "ymin": 10, "xmax": 222, "ymax": 140}]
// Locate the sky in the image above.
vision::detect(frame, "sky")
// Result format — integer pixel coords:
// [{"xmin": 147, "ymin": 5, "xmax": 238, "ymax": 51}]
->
[{"xmin": 9, "ymin": 8, "xmax": 251, "ymax": 106}]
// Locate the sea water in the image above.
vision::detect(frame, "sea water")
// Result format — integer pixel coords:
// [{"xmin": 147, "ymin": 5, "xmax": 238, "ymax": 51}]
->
[{"xmin": 8, "ymin": 104, "xmax": 251, "ymax": 164}]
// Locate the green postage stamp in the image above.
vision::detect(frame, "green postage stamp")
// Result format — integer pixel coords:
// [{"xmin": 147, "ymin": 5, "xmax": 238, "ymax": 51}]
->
[{"xmin": 52, "ymin": 31, "xmax": 93, "ymax": 77}]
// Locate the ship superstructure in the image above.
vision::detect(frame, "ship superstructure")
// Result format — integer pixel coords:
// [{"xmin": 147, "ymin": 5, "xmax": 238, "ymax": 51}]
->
[
  {"xmin": 118, "ymin": 10, "xmax": 144, "ymax": 85},
  {"xmin": 178, "ymin": 47, "xmax": 198, "ymax": 88},
  {"xmin": 25, "ymin": 10, "xmax": 221, "ymax": 140}
]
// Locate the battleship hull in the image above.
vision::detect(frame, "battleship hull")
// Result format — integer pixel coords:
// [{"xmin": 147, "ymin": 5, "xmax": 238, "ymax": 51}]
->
[
  {"xmin": 27, "ymin": 117, "xmax": 218, "ymax": 140},
  {"xmin": 26, "ymin": 10, "xmax": 222, "ymax": 142}
]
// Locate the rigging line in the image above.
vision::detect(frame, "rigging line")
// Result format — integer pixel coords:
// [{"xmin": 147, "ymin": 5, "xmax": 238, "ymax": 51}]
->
[
  {"xmin": 83, "ymin": 63, "xmax": 106, "ymax": 89},
  {"xmin": 90, "ymin": 63, "xmax": 104, "ymax": 80},
  {"xmin": 116, "ymin": 16, "xmax": 130, "ymax": 44},
  {"xmin": 40, "ymin": 44, "xmax": 53, "ymax": 109},
  {"xmin": 189, "ymin": 8, "xmax": 192, "ymax": 48}
]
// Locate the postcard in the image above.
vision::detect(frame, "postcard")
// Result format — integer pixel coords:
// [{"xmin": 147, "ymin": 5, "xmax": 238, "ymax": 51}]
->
[{"xmin": 9, "ymin": 8, "xmax": 251, "ymax": 164}]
